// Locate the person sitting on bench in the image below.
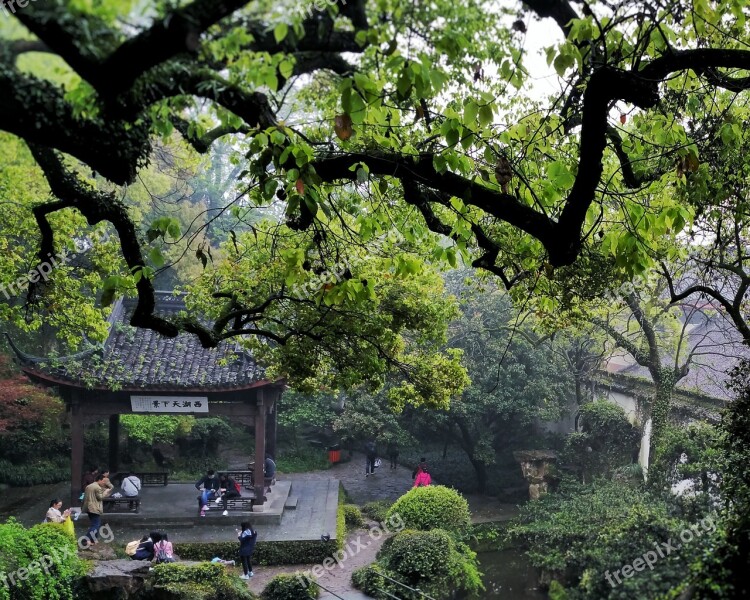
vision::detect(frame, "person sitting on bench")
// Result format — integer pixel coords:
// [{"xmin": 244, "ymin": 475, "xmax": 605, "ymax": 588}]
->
[
  {"xmin": 195, "ymin": 470, "xmax": 221, "ymax": 514},
  {"xmin": 216, "ymin": 474, "xmax": 241, "ymax": 515},
  {"xmin": 264, "ymin": 454, "xmax": 276, "ymax": 480},
  {"xmin": 120, "ymin": 472, "xmax": 142, "ymax": 510}
]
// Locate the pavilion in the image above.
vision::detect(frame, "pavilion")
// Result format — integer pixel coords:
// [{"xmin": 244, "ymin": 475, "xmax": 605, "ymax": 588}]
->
[{"xmin": 7, "ymin": 291, "xmax": 283, "ymax": 508}]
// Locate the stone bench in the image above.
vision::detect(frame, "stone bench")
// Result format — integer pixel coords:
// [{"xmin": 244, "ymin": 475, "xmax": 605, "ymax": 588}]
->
[{"xmin": 103, "ymin": 496, "xmax": 141, "ymax": 513}]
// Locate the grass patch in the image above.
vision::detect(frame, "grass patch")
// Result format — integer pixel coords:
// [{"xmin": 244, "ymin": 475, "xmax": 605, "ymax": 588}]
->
[
  {"xmin": 361, "ymin": 500, "xmax": 392, "ymax": 523},
  {"xmin": 276, "ymin": 448, "xmax": 330, "ymax": 473}
]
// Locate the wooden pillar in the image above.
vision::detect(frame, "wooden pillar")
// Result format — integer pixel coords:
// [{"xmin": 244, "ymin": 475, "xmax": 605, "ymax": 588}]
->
[
  {"xmin": 265, "ymin": 392, "xmax": 277, "ymax": 459},
  {"xmin": 108, "ymin": 414, "xmax": 120, "ymax": 472},
  {"xmin": 254, "ymin": 388, "xmax": 266, "ymax": 504},
  {"xmin": 70, "ymin": 397, "xmax": 84, "ymax": 507}
]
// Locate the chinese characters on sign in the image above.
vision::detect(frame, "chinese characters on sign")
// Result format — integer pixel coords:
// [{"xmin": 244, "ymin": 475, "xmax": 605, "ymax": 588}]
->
[{"xmin": 130, "ymin": 396, "xmax": 209, "ymax": 413}]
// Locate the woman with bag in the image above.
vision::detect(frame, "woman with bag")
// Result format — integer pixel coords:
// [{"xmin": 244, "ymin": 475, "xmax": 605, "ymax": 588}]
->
[
  {"xmin": 216, "ymin": 474, "xmax": 241, "ymax": 516},
  {"xmin": 153, "ymin": 533, "xmax": 176, "ymax": 563},
  {"xmin": 44, "ymin": 499, "xmax": 71, "ymax": 523}
]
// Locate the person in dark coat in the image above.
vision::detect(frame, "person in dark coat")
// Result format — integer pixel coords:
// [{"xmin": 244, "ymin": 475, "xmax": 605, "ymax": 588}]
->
[
  {"xmin": 217, "ymin": 474, "xmax": 241, "ymax": 515},
  {"xmin": 387, "ymin": 442, "xmax": 399, "ymax": 469},
  {"xmin": 364, "ymin": 439, "xmax": 377, "ymax": 477},
  {"xmin": 133, "ymin": 532, "xmax": 161, "ymax": 561},
  {"xmin": 237, "ymin": 522, "xmax": 258, "ymax": 579},
  {"xmin": 81, "ymin": 466, "xmax": 98, "ymax": 494}
]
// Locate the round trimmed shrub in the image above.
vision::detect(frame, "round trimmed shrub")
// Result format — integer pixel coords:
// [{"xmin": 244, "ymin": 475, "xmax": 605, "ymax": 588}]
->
[
  {"xmin": 387, "ymin": 485, "xmax": 471, "ymax": 539},
  {"xmin": 377, "ymin": 529, "xmax": 483, "ymax": 598},
  {"xmin": 260, "ymin": 574, "xmax": 318, "ymax": 600}
]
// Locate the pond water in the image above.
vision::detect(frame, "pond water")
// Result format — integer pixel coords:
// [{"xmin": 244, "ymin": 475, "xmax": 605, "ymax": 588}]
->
[{"xmin": 473, "ymin": 549, "xmax": 547, "ymax": 599}]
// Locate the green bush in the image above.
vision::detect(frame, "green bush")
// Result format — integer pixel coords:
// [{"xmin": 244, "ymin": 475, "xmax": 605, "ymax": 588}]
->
[
  {"xmin": 0, "ymin": 519, "xmax": 83, "ymax": 600},
  {"xmin": 175, "ymin": 539, "xmax": 337, "ymax": 566},
  {"xmin": 275, "ymin": 449, "xmax": 329, "ymax": 473},
  {"xmin": 387, "ymin": 485, "xmax": 471, "ymax": 539},
  {"xmin": 351, "ymin": 563, "xmax": 387, "ymax": 599},
  {"xmin": 507, "ymin": 478, "xmax": 715, "ymax": 599},
  {"xmin": 342, "ymin": 505, "xmax": 364, "ymax": 530},
  {"xmin": 376, "ymin": 529, "xmax": 483, "ymax": 599},
  {"xmin": 361, "ymin": 500, "xmax": 391, "ymax": 523},
  {"xmin": 260, "ymin": 574, "xmax": 318, "ymax": 600},
  {"xmin": 471, "ymin": 522, "xmax": 510, "ymax": 552},
  {"xmin": 151, "ymin": 562, "xmax": 256, "ymax": 600},
  {"xmin": 562, "ymin": 401, "xmax": 638, "ymax": 480},
  {"xmin": 0, "ymin": 458, "xmax": 69, "ymax": 486}
]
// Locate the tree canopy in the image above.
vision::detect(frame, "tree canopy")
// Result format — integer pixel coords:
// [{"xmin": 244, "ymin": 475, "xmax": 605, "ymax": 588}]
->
[{"xmin": 3, "ymin": 0, "xmax": 750, "ymax": 397}]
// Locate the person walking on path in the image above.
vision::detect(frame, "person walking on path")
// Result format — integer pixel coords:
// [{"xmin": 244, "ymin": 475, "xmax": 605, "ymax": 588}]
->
[
  {"xmin": 364, "ymin": 439, "xmax": 377, "ymax": 477},
  {"xmin": 237, "ymin": 522, "xmax": 258, "ymax": 579},
  {"xmin": 82, "ymin": 473, "xmax": 111, "ymax": 544},
  {"xmin": 387, "ymin": 441, "xmax": 399, "ymax": 469}
]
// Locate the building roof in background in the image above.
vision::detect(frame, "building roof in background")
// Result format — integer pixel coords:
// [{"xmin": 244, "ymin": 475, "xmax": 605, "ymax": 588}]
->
[
  {"xmin": 7, "ymin": 292, "xmax": 268, "ymax": 391},
  {"xmin": 602, "ymin": 307, "xmax": 748, "ymax": 401}
]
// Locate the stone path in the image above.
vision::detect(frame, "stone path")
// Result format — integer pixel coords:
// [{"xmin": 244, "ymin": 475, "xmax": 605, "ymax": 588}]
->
[
  {"xmin": 293, "ymin": 452, "xmax": 417, "ymax": 505},
  {"xmin": 246, "ymin": 522, "xmax": 387, "ymax": 600}
]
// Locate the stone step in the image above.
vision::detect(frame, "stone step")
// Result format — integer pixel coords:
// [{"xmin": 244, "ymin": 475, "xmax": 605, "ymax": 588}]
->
[{"xmin": 284, "ymin": 497, "xmax": 298, "ymax": 510}]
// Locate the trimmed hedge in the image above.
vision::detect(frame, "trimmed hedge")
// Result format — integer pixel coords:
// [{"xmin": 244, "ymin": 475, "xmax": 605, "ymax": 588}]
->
[
  {"xmin": 361, "ymin": 500, "xmax": 391, "ymax": 523},
  {"xmin": 175, "ymin": 539, "xmax": 337, "ymax": 566},
  {"xmin": 260, "ymin": 574, "xmax": 319, "ymax": 600},
  {"xmin": 387, "ymin": 485, "xmax": 471, "ymax": 539},
  {"xmin": 342, "ymin": 505, "xmax": 364, "ymax": 531},
  {"xmin": 151, "ymin": 562, "xmax": 256, "ymax": 600}
]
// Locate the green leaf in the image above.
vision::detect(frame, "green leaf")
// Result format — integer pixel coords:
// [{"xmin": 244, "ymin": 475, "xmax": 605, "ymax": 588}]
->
[
  {"xmin": 274, "ymin": 23, "xmax": 289, "ymax": 44},
  {"xmin": 149, "ymin": 247, "xmax": 166, "ymax": 268},
  {"xmin": 478, "ymin": 105, "xmax": 494, "ymax": 127}
]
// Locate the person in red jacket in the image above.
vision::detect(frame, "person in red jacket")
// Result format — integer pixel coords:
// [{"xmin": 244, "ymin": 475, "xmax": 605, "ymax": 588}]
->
[{"xmin": 413, "ymin": 466, "xmax": 432, "ymax": 487}]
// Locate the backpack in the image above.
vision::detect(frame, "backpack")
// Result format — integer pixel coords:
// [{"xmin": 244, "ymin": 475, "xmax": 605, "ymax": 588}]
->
[
  {"xmin": 154, "ymin": 542, "xmax": 174, "ymax": 564},
  {"xmin": 234, "ymin": 481, "xmax": 241, "ymax": 495},
  {"xmin": 125, "ymin": 540, "xmax": 140, "ymax": 556}
]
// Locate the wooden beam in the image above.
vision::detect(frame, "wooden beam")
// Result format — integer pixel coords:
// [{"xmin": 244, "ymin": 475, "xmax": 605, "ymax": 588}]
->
[
  {"xmin": 108, "ymin": 414, "xmax": 120, "ymax": 472},
  {"xmin": 253, "ymin": 387, "xmax": 266, "ymax": 504},
  {"xmin": 70, "ymin": 397, "xmax": 84, "ymax": 507},
  {"xmin": 265, "ymin": 390, "xmax": 277, "ymax": 459}
]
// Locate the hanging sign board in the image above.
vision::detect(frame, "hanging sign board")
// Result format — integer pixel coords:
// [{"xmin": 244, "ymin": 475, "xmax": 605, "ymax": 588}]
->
[{"xmin": 130, "ymin": 395, "xmax": 209, "ymax": 413}]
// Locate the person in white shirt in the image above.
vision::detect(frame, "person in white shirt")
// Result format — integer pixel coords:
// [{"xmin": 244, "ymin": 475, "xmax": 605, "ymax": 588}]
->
[
  {"xmin": 45, "ymin": 499, "xmax": 71, "ymax": 523},
  {"xmin": 120, "ymin": 473, "xmax": 142, "ymax": 510}
]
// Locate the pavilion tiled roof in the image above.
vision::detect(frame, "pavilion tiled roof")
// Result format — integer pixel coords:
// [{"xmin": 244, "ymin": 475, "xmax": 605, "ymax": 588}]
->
[{"xmin": 9, "ymin": 292, "xmax": 267, "ymax": 391}]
